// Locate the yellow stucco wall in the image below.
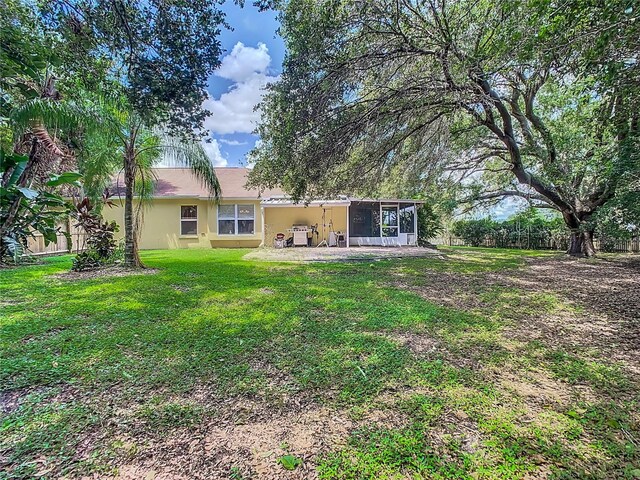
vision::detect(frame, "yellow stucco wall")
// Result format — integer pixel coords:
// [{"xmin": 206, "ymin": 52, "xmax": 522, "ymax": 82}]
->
[
  {"xmin": 102, "ymin": 198, "xmax": 263, "ymax": 249},
  {"xmin": 101, "ymin": 199, "xmax": 349, "ymax": 249},
  {"xmin": 263, "ymin": 206, "xmax": 348, "ymax": 246}
]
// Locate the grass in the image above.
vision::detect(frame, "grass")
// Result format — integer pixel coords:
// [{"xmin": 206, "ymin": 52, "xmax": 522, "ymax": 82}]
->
[{"xmin": 1, "ymin": 248, "xmax": 638, "ymax": 479}]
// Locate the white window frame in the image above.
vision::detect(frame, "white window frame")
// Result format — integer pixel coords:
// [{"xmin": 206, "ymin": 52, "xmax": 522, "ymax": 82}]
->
[
  {"xmin": 180, "ymin": 205, "xmax": 198, "ymax": 236},
  {"xmin": 218, "ymin": 204, "xmax": 255, "ymax": 236}
]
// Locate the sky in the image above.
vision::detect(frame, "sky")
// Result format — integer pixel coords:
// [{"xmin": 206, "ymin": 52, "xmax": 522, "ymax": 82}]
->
[{"xmin": 198, "ymin": 2, "xmax": 285, "ymax": 168}]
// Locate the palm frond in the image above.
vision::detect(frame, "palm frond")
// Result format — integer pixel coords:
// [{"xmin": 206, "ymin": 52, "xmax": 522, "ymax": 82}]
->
[
  {"xmin": 10, "ymin": 98, "xmax": 87, "ymax": 136},
  {"xmin": 77, "ymin": 129, "xmax": 122, "ymax": 205},
  {"xmin": 159, "ymin": 136, "xmax": 221, "ymax": 200}
]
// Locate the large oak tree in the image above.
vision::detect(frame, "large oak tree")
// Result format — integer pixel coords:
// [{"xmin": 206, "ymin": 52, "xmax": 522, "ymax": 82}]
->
[{"xmin": 250, "ymin": 0, "xmax": 639, "ymax": 256}]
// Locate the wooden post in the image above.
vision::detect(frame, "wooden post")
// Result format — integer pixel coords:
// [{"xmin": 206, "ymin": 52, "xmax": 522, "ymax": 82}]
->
[{"xmin": 66, "ymin": 217, "xmax": 72, "ymax": 253}]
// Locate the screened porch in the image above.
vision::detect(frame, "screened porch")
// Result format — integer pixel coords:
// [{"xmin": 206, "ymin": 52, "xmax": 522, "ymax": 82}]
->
[{"xmin": 348, "ymin": 201, "xmax": 419, "ymax": 246}]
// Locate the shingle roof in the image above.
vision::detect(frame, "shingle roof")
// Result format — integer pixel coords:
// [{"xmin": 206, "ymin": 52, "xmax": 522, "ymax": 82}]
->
[{"xmin": 111, "ymin": 167, "xmax": 284, "ymax": 199}]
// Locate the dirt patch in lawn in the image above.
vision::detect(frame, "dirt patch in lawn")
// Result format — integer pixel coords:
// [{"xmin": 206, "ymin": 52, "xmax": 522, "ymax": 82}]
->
[
  {"xmin": 376, "ymin": 331, "xmax": 441, "ymax": 358},
  {"xmin": 51, "ymin": 267, "xmax": 159, "ymax": 281},
  {"xmin": 493, "ymin": 369, "xmax": 575, "ymax": 409},
  {"xmin": 496, "ymin": 255, "xmax": 640, "ymax": 375},
  {"xmin": 87, "ymin": 382, "xmax": 419, "ymax": 480},
  {"xmin": 398, "ymin": 254, "xmax": 640, "ymax": 378},
  {"xmin": 0, "ymin": 384, "xmax": 80, "ymax": 415},
  {"xmin": 100, "ymin": 397, "xmax": 353, "ymax": 480}
]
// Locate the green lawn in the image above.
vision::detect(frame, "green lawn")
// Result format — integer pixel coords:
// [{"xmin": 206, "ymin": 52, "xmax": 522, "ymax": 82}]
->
[{"xmin": 1, "ymin": 248, "xmax": 638, "ymax": 479}]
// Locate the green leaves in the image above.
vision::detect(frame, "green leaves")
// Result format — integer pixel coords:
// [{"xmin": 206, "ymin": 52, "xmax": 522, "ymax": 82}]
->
[
  {"xmin": 1, "ymin": 163, "xmax": 77, "ymax": 262},
  {"xmin": 42, "ymin": 0, "xmax": 226, "ymax": 137},
  {"xmin": 0, "ymin": 150, "xmax": 28, "ymax": 172},
  {"xmin": 160, "ymin": 135, "xmax": 221, "ymax": 200},
  {"xmin": 9, "ymin": 98, "xmax": 93, "ymax": 136},
  {"xmin": 0, "ymin": 152, "xmax": 28, "ymax": 187},
  {"xmin": 278, "ymin": 454, "xmax": 303, "ymax": 470},
  {"xmin": 46, "ymin": 172, "xmax": 82, "ymax": 188}
]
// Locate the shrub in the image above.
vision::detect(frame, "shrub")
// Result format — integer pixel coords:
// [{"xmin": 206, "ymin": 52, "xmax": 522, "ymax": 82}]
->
[
  {"xmin": 72, "ymin": 249, "xmax": 104, "ymax": 271},
  {"xmin": 417, "ymin": 204, "xmax": 442, "ymax": 247},
  {"xmin": 1, "ymin": 153, "xmax": 80, "ymax": 264},
  {"xmin": 452, "ymin": 218, "xmax": 496, "ymax": 246},
  {"xmin": 71, "ymin": 196, "xmax": 120, "ymax": 271},
  {"xmin": 451, "ymin": 210, "xmax": 570, "ymax": 250}
]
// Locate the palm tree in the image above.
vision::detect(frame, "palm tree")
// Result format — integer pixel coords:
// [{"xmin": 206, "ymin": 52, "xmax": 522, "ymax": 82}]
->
[
  {"xmin": 1, "ymin": 72, "xmax": 85, "ymax": 243},
  {"xmin": 80, "ymin": 96, "xmax": 220, "ymax": 268}
]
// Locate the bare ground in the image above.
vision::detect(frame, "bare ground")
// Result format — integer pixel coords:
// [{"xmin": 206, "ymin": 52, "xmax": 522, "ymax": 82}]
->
[
  {"xmin": 243, "ymin": 246, "xmax": 441, "ymax": 262},
  {"xmin": 401, "ymin": 253, "xmax": 640, "ymax": 377},
  {"xmin": 51, "ymin": 267, "xmax": 159, "ymax": 281}
]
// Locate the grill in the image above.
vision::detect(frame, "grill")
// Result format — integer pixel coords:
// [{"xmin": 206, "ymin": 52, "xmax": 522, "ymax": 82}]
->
[{"xmin": 287, "ymin": 225, "xmax": 310, "ymax": 246}]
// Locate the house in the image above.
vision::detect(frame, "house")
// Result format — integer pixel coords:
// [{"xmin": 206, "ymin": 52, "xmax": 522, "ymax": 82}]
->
[{"xmin": 102, "ymin": 168, "xmax": 423, "ymax": 249}]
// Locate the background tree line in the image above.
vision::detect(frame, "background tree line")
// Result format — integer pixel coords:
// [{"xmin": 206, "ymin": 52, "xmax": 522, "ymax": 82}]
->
[{"xmin": 418, "ymin": 204, "xmax": 638, "ymax": 252}]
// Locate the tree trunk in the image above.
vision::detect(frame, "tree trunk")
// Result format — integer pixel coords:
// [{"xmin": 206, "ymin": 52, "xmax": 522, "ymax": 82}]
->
[
  {"xmin": 123, "ymin": 148, "xmax": 144, "ymax": 269},
  {"xmin": 567, "ymin": 229, "xmax": 596, "ymax": 257}
]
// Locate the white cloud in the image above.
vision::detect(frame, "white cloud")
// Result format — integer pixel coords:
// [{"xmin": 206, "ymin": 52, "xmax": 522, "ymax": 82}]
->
[
  {"xmin": 155, "ymin": 138, "xmax": 227, "ymax": 168},
  {"xmin": 203, "ymin": 42, "xmax": 278, "ymax": 135},
  {"xmin": 201, "ymin": 138, "xmax": 228, "ymax": 167},
  {"xmin": 216, "ymin": 42, "xmax": 271, "ymax": 82},
  {"xmin": 218, "ymin": 138, "xmax": 248, "ymax": 146},
  {"xmin": 244, "ymin": 139, "xmax": 262, "ymax": 169}
]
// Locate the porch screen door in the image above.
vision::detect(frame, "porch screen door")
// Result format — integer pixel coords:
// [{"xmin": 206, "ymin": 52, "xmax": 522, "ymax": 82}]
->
[{"xmin": 381, "ymin": 205, "xmax": 399, "ymax": 237}]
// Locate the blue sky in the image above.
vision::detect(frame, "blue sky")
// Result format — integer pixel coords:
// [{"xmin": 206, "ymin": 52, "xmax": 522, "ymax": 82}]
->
[{"xmin": 199, "ymin": 2, "xmax": 285, "ymax": 167}]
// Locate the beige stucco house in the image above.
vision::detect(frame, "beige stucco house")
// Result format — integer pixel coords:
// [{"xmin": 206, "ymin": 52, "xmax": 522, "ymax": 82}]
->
[{"xmin": 102, "ymin": 168, "xmax": 423, "ymax": 249}]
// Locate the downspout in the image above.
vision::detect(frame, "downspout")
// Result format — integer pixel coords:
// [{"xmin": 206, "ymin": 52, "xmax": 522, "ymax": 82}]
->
[
  {"xmin": 260, "ymin": 204, "xmax": 265, "ymax": 247},
  {"xmin": 345, "ymin": 201, "xmax": 350, "ymax": 248}
]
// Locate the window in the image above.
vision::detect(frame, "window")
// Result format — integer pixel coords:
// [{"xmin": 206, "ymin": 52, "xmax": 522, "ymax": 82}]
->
[
  {"xmin": 218, "ymin": 204, "xmax": 255, "ymax": 235},
  {"xmin": 218, "ymin": 204, "xmax": 236, "ymax": 235},
  {"xmin": 180, "ymin": 205, "xmax": 198, "ymax": 236}
]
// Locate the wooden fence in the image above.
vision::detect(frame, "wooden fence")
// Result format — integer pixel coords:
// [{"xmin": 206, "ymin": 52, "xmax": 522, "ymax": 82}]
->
[
  {"xmin": 431, "ymin": 236, "xmax": 640, "ymax": 253},
  {"xmin": 26, "ymin": 221, "xmax": 88, "ymax": 256}
]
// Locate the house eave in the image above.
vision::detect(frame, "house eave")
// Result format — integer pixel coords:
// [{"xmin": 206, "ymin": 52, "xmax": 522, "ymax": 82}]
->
[{"xmin": 261, "ymin": 196, "xmax": 426, "ymax": 207}]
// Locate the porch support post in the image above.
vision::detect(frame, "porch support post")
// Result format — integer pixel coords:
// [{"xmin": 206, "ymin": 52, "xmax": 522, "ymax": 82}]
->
[
  {"xmin": 379, "ymin": 202, "xmax": 383, "ymax": 244},
  {"xmin": 414, "ymin": 202, "xmax": 418, "ymax": 246},
  {"xmin": 345, "ymin": 204, "xmax": 350, "ymax": 247}
]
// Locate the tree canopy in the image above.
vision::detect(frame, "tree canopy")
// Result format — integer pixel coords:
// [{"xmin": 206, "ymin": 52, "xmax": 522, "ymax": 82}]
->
[
  {"xmin": 41, "ymin": 0, "xmax": 227, "ymax": 137},
  {"xmin": 250, "ymin": 0, "xmax": 639, "ymax": 255}
]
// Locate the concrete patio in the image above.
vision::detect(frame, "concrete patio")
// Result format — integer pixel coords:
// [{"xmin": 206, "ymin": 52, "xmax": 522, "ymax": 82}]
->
[{"xmin": 243, "ymin": 246, "xmax": 441, "ymax": 262}]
